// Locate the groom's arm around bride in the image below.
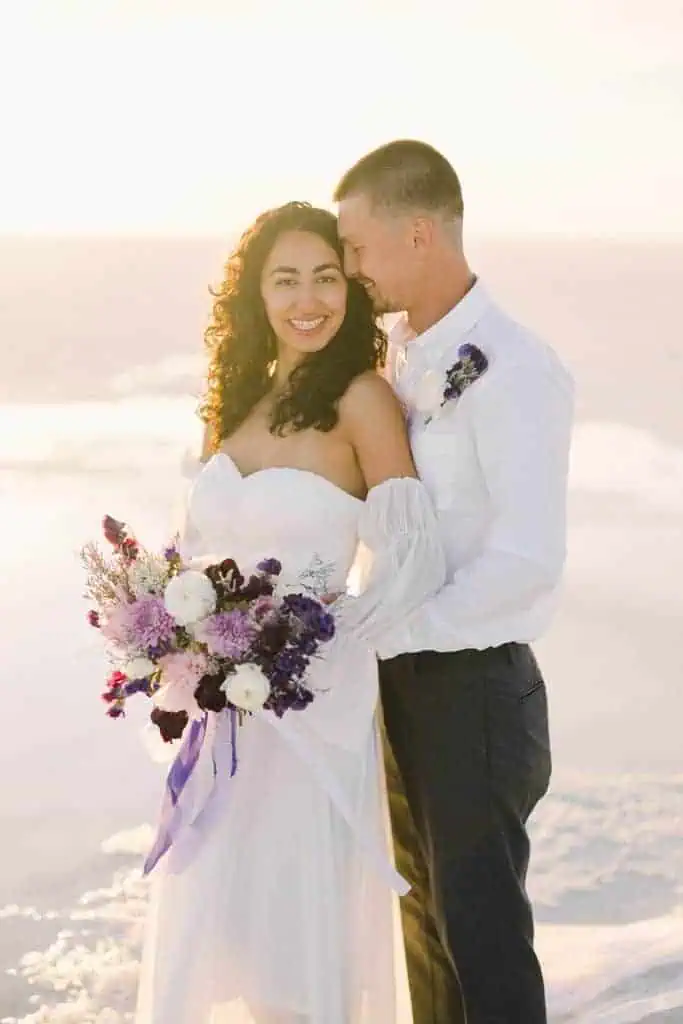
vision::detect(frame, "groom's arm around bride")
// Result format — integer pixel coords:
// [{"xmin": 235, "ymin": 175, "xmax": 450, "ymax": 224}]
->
[{"xmin": 335, "ymin": 140, "xmax": 574, "ymax": 1024}]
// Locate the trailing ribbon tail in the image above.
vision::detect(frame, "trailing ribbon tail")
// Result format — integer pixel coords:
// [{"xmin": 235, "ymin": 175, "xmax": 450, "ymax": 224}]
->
[
  {"xmin": 143, "ymin": 715, "xmax": 208, "ymax": 875},
  {"xmin": 141, "ymin": 708, "xmax": 240, "ymax": 876},
  {"xmin": 143, "ymin": 709, "xmax": 239, "ymax": 875}
]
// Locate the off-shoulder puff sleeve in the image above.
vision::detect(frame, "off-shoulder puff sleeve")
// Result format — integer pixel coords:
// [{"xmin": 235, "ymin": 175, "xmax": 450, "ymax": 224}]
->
[{"xmin": 335, "ymin": 476, "xmax": 446, "ymax": 648}]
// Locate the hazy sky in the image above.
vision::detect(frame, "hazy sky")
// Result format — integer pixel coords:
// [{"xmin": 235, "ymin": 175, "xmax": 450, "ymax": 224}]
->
[{"xmin": 1, "ymin": 0, "xmax": 681, "ymax": 236}]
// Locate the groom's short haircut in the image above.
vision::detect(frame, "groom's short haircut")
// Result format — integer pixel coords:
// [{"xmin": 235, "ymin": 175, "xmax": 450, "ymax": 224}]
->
[{"xmin": 334, "ymin": 140, "xmax": 464, "ymax": 219}]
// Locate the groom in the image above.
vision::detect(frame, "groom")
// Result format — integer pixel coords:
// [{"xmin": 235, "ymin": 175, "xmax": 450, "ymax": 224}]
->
[{"xmin": 335, "ymin": 141, "xmax": 574, "ymax": 1023}]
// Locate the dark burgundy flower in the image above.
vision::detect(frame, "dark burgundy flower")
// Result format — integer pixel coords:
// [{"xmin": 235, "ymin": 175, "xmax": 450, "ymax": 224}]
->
[
  {"xmin": 257, "ymin": 620, "xmax": 290, "ymax": 655},
  {"xmin": 102, "ymin": 515, "xmax": 127, "ymax": 547},
  {"xmin": 87, "ymin": 609, "xmax": 100, "ymax": 628},
  {"xmin": 150, "ymin": 706, "xmax": 188, "ymax": 742},
  {"xmin": 120, "ymin": 537, "xmax": 139, "ymax": 561},
  {"xmin": 107, "ymin": 706, "xmax": 125, "ymax": 719},
  {"xmin": 239, "ymin": 574, "xmax": 270, "ymax": 601},
  {"xmin": 194, "ymin": 671, "xmax": 228, "ymax": 713},
  {"xmin": 206, "ymin": 558, "xmax": 245, "ymax": 596}
]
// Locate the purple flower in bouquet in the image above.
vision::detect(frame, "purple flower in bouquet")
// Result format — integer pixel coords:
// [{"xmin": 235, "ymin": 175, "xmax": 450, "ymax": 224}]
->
[
  {"xmin": 123, "ymin": 678, "xmax": 149, "ymax": 696},
  {"xmin": 281, "ymin": 594, "xmax": 336, "ymax": 641},
  {"xmin": 102, "ymin": 595, "xmax": 176, "ymax": 652},
  {"xmin": 273, "ymin": 646, "xmax": 308, "ymax": 679},
  {"xmin": 256, "ymin": 558, "xmax": 282, "ymax": 576},
  {"xmin": 286, "ymin": 687, "xmax": 315, "ymax": 712},
  {"xmin": 163, "ymin": 541, "xmax": 180, "ymax": 562},
  {"xmin": 193, "ymin": 610, "xmax": 257, "ymax": 660},
  {"xmin": 298, "ymin": 634, "xmax": 319, "ymax": 656},
  {"xmin": 266, "ymin": 677, "xmax": 315, "ymax": 717},
  {"xmin": 128, "ymin": 596, "xmax": 177, "ymax": 650}
]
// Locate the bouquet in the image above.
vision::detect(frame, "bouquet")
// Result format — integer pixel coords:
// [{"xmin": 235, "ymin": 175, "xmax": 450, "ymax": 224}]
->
[{"xmin": 81, "ymin": 515, "xmax": 336, "ymax": 745}]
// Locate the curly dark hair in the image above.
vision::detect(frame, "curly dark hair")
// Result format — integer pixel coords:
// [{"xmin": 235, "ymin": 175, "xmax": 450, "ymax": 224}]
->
[{"xmin": 200, "ymin": 201, "xmax": 387, "ymax": 452}]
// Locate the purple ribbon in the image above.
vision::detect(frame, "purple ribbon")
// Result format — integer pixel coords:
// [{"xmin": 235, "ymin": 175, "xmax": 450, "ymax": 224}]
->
[{"xmin": 143, "ymin": 708, "xmax": 239, "ymax": 875}]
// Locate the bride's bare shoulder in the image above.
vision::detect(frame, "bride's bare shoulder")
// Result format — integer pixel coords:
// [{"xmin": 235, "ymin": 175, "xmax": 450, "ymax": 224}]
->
[
  {"xmin": 338, "ymin": 369, "xmax": 403, "ymax": 420},
  {"xmin": 338, "ymin": 371, "xmax": 415, "ymax": 487}
]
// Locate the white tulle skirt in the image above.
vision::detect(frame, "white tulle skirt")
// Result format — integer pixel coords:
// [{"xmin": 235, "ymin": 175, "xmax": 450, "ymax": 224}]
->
[{"xmin": 135, "ymin": 644, "xmax": 404, "ymax": 1024}]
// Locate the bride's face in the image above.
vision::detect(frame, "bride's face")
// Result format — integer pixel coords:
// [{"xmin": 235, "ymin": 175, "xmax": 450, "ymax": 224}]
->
[{"xmin": 260, "ymin": 230, "xmax": 348, "ymax": 357}]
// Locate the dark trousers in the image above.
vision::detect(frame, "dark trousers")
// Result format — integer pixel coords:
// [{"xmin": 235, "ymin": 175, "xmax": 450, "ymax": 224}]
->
[{"xmin": 379, "ymin": 643, "xmax": 551, "ymax": 1024}]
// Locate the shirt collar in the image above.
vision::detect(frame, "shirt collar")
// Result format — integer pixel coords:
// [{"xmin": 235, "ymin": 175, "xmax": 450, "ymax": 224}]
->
[{"xmin": 400, "ymin": 278, "xmax": 491, "ymax": 369}]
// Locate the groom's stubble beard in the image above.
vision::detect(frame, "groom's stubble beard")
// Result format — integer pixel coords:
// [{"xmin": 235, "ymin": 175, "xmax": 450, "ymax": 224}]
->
[{"xmin": 360, "ymin": 280, "xmax": 395, "ymax": 316}]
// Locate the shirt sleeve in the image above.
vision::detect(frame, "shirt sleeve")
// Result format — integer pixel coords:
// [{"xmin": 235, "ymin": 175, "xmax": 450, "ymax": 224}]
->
[
  {"xmin": 377, "ymin": 355, "xmax": 575, "ymax": 656},
  {"xmin": 334, "ymin": 476, "xmax": 447, "ymax": 646}
]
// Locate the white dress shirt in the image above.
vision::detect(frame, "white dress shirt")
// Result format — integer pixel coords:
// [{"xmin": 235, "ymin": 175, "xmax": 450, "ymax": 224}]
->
[{"xmin": 378, "ymin": 280, "xmax": 575, "ymax": 658}]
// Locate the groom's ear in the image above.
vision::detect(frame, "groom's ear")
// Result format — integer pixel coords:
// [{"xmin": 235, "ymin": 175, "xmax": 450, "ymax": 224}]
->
[{"xmin": 411, "ymin": 215, "xmax": 435, "ymax": 251}]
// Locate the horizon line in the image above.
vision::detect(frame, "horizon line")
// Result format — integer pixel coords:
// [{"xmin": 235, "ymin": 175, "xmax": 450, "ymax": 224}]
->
[{"xmin": 0, "ymin": 230, "xmax": 681, "ymax": 245}]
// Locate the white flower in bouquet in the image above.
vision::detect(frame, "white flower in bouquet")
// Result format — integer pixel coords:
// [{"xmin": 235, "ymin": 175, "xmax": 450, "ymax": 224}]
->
[
  {"xmin": 164, "ymin": 570, "xmax": 217, "ymax": 626},
  {"xmin": 122, "ymin": 656, "xmax": 155, "ymax": 680},
  {"xmin": 221, "ymin": 663, "xmax": 271, "ymax": 712}
]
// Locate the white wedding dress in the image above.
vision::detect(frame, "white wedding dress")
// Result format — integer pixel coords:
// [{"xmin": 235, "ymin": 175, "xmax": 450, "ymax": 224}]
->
[{"xmin": 135, "ymin": 453, "xmax": 445, "ymax": 1024}]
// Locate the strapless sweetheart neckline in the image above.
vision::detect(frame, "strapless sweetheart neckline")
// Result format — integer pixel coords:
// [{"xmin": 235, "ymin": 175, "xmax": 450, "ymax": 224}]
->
[{"xmin": 208, "ymin": 450, "xmax": 364, "ymax": 506}]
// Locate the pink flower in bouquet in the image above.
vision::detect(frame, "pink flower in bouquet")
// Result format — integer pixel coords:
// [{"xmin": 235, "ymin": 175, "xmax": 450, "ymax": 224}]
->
[
  {"xmin": 193, "ymin": 609, "xmax": 257, "ymax": 660},
  {"xmin": 101, "ymin": 595, "xmax": 175, "ymax": 652},
  {"xmin": 100, "ymin": 602, "xmax": 136, "ymax": 647},
  {"xmin": 250, "ymin": 595, "xmax": 277, "ymax": 623},
  {"xmin": 154, "ymin": 649, "xmax": 210, "ymax": 716},
  {"xmin": 159, "ymin": 649, "xmax": 210, "ymax": 688}
]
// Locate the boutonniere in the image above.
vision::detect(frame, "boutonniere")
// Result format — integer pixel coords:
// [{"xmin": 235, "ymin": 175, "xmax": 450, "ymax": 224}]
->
[{"xmin": 413, "ymin": 343, "xmax": 489, "ymax": 424}]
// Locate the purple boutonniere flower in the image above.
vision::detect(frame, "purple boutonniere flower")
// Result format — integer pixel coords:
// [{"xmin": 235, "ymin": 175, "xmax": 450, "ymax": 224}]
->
[
  {"xmin": 443, "ymin": 343, "xmax": 488, "ymax": 402},
  {"xmin": 413, "ymin": 343, "xmax": 489, "ymax": 424}
]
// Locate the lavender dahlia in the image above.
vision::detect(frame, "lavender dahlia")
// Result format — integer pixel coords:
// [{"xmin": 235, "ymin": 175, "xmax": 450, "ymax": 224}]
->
[
  {"xmin": 193, "ymin": 610, "xmax": 257, "ymax": 660},
  {"xmin": 127, "ymin": 596, "xmax": 177, "ymax": 650}
]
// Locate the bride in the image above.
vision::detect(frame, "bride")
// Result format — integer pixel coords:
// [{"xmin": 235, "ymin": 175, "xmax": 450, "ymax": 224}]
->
[{"xmin": 135, "ymin": 201, "xmax": 445, "ymax": 1023}]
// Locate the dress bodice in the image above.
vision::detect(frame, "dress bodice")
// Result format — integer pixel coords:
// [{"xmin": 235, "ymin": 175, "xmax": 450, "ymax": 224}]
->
[{"xmin": 184, "ymin": 453, "xmax": 362, "ymax": 595}]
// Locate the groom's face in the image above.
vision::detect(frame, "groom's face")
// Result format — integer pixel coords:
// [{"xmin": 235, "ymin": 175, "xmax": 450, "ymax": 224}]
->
[{"xmin": 337, "ymin": 194, "xmax": 417, "ymax": 314}]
